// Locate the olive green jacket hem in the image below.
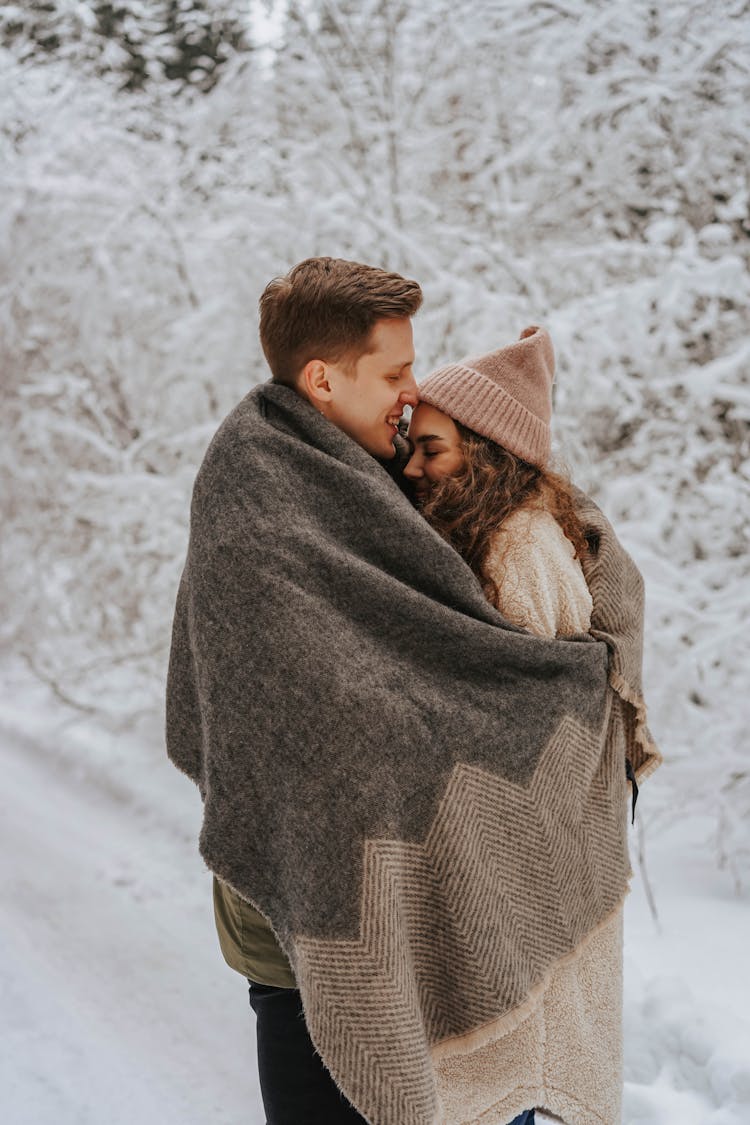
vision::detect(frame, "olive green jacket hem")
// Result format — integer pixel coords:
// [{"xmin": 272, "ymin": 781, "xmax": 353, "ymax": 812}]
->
[{"xmin": 212, "ymin": 875, "xmax": 297, "ymax": 989}]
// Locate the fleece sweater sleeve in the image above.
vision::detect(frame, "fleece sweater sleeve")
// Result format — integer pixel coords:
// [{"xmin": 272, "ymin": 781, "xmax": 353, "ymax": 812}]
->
[{"xmin": 486, "ymin": 508, "xmax": 593, "ymax": 639}]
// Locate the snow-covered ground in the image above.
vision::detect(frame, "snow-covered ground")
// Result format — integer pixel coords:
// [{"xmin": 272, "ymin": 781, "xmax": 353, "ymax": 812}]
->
[
  {"xmin": 0, "ymin": 705, "xmax": 260, "ymax": 1124},
  {"xmin": 2, "ymin": 666, "xmax": 749, "ymax": 1125}
]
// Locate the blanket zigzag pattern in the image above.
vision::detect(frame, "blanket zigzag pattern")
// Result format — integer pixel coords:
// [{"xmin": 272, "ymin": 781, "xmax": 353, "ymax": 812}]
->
[{"xmin": 295, "ymin": 706, "xmax": 630, "ymax": 1125}]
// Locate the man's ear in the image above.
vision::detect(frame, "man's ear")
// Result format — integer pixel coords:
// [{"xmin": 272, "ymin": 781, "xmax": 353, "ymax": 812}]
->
[{"xmin": 300, "ymin": 359, "xmax": 333, "ymax": 409}]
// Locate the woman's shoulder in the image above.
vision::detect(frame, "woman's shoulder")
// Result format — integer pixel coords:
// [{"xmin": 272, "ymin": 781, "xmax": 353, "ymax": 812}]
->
[
  {"xmin": 490, "ymin": 504, "xmax": 576, "ymax": 563},
  {"xmin": 487, "ymin": 503, "xmax": 593, "ymax": 638}
]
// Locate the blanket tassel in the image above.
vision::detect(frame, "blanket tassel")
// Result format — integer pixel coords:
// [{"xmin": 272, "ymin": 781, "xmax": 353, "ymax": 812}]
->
[{"xmin": 625, "ymin": 758, "xmax": 639, "ymax": 825}]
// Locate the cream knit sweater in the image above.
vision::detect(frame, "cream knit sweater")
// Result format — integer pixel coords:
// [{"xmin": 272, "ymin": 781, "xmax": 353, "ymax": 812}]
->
[{"xmin": 487, "ymin": 506, "xmax": 593, "ymax": 638}]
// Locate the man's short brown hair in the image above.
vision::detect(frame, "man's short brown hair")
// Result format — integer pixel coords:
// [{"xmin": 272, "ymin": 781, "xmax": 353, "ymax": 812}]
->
[{"xmin": 259, "ymin": 257, "xmax": 423, "ymax": 385}]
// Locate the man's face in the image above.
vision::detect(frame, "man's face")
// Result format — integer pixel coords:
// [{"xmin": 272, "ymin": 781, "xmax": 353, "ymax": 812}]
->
[{"xmin": 319, "ymin": 318, "xmax": 418, "ymax": 460}]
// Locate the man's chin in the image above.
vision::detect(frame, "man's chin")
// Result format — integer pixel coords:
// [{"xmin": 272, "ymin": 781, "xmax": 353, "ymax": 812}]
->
[{"xmin": 365, "ymin": 435, "xmax": 397, "ymax": 462}]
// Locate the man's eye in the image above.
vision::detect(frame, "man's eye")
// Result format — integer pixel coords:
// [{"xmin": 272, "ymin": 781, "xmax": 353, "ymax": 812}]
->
[{"xmin": 423, "ymin": 450, "xmax": 438, "ymax": 459}]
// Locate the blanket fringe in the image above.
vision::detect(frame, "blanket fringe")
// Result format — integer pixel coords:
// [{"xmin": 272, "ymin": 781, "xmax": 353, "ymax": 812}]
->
[{"xmin": 608, "ymin": 669, "xmax": 663, "ymax": 785}]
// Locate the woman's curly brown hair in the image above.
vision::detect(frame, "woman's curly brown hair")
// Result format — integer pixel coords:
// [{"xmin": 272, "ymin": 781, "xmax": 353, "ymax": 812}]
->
[{"xmin": 419, "ymin": 422, "xmax": 590, "ymax": 609}]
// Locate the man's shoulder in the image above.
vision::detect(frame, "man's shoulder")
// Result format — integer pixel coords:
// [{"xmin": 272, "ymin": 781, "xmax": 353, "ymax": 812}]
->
[
  {"xmin": 208, "ymin": 383, "xmax": 265, "ymax": 445},
  {"xmin": 196, "ymin": 384, "xmax": 267, "ymax": 471}
]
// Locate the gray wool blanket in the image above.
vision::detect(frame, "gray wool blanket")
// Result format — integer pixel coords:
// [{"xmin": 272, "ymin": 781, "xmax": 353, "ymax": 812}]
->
[{"xmin": 166, "ymin": 381, "xmax": 661, "ymax": 1125}]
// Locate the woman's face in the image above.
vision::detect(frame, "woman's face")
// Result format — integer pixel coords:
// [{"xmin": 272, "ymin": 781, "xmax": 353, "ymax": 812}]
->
[{"xmin": 404, "ymin": 402, "xmax": 465, "ymax": 502}]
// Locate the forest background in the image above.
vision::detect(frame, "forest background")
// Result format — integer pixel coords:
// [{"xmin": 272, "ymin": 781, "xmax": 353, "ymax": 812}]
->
[
  {"xmin": 2, "ymin": 2, "xmax": 750, "ymax": 1120},
  {"xmin": 1, "ymin": 0, "xmax": 749, "ymax": 1040},
  {"xmin": 3, "ymin": 0, "xmax": 748, "ymax": 878}
]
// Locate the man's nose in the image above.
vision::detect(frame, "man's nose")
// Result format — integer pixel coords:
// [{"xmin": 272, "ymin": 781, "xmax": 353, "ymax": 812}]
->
[{"xmin": 399, "ymin": 374, "xmax": 419, "ymax": 407}]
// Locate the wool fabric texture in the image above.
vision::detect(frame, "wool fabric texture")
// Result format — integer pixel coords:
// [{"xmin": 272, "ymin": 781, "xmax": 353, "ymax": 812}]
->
[
  {"xmin": 417, "ymin": 326, "xmax": 554, "ymax": 467},
  {"xmin": 165, "ymin": 381, "xmax": 661, "ymax": 1125},
  {"xmin": 212, "ymin": 504, "xmax": 627, "ymax": 1120},
  {"xmin": 209, "ymin": 508, "xmax": 594, "ymax": 989}
]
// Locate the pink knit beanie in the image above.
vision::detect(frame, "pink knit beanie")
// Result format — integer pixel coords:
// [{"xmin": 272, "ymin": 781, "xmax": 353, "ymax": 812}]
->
[{"xmin": 417, "ymin": 326, "xmax": 555, "ymax": 467}]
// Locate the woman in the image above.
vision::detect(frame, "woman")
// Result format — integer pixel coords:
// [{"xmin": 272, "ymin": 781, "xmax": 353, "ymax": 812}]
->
[
  {"xmin": 403, "ymin": 325, "xmax": 636, "ymax": 1125},
  {"xmin": 403, "ymin": 325, "xmax": 593, "ymax": 642}
]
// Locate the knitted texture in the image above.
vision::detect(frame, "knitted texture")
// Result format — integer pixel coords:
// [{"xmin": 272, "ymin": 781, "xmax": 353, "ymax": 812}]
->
[
  {"xmin": 417, "ymin": 326, "xmax": 555, "ymax": 466},
  {"xmin": 488, "ymin": 507, "xmax": 594, "ymax": 638},
  {"xmin": 166, "ymin": 381, "xmax": 662, "ymax": 1125}
]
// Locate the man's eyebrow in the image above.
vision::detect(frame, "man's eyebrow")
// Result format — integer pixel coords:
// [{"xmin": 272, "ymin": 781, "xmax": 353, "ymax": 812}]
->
[{"xmin": 386, "ymin": 359, "xmax": 415, "ymax": 371}]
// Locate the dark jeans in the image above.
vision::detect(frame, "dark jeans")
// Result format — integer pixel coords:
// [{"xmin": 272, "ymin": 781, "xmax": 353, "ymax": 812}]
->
[{"xmin": 247, "ymin": 978, "xmax": 535, "ymax": 1125}]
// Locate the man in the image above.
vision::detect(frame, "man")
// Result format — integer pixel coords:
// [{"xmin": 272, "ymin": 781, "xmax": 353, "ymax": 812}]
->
[
  {"xmin": 166, "ymin": 257, "xmax": 657, "ymax": 1125},
  {"xmin": 214, "ymin": 256, "xmax": 423, "ymax": 1123}
]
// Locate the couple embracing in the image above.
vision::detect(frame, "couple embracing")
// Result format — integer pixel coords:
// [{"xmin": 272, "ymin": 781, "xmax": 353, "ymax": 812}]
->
[{"xmin": 166, "ymin": 257, "xmax": 661, "ymax": 1125}]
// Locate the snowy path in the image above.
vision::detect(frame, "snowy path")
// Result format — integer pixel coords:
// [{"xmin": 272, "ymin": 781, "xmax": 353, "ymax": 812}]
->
[
  {"xmin": 0, "ymin": 725, "xmax": 264, "ymax": 1125},
  {"xmin": 2, "ymin": 701, "xmax": 750, "ymax": 1124},
  {"xmin": 622, "ymin": 824, "xmax": 750, "ymax": 1124}
]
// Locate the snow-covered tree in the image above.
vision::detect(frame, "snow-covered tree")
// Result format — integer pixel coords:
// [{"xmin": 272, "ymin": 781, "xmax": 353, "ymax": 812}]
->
[
  {"xmin": 1, "ymin": 0, "xmax": 748, "ymax": 881},
  {"xmin": 0, "ymin": 0, "xmax": 251, "ymax": 89}
]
